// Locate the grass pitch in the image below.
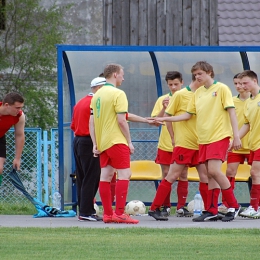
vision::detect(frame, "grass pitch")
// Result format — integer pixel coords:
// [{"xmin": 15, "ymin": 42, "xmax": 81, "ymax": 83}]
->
[{"xmin": 0, "ymin": 227, "xmax": 259, "ymax": 260}]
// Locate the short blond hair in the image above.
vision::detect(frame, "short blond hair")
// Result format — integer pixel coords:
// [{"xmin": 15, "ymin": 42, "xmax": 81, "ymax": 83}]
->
[{"xmin": 103, "ymin": 64, "xmax": 123, "ymax": 79}]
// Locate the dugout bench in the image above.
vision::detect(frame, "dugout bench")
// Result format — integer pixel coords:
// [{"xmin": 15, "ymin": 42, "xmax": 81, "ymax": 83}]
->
[{"xmin": 130, "ymin": 160, "xmax": 251, "ymax": 190}]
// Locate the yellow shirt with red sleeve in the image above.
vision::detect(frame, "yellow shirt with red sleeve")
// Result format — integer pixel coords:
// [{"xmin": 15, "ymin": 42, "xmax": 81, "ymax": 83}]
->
[
  {"xmin": 187, "ymin": 81, "xmax": 234, "ymax": 144},
  {"xmin": 90, "ymin": 83, "xmax": 128, "ymax": 152},
  {"xmin": 243, "ymin": 91, "xmax": 260, "ymax": 151},
  {"xmin": 232, "ymin": 95, "xmax": 250, "ymax": 154},
  {"xmin": 166, "ymin": 86, "xmax": 198, "ymax": 150},
  {"xmin": 151, "ymin": 93, "xmax": 173, "ymax": 152}
]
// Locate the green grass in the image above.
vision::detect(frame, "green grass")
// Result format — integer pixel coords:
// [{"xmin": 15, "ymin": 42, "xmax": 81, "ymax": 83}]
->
[
  {"xmin": 0, "ymin": 202, "xmax": 36, "ymax": 215},
  {"xmin": 0, "ymin": 227, "xmax": 259, "ymax": 259}
]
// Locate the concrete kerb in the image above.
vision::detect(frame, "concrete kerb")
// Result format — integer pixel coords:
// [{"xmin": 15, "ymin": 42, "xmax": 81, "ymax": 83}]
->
[{"xmin": 1, "ymin": 215, "xmax": 260, "ymax": 229}]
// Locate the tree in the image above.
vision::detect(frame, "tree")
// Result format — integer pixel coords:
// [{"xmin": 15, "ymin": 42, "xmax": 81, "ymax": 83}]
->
[{"xmin": 0, "ymin": 0, "xmax": 74, "ymax": 129}]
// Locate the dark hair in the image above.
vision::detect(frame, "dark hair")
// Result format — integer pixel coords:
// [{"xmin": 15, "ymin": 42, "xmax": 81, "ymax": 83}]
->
[
  {"xmin": 2, "ymin": 92, "xmax": 24, "ymax": 105},
  {"xmin": 103, "ymin": 64, "xmax": 123, "ymax": 79},
  {"xmin": 165, "ymin": 71, "xmax": 183, "ymax": 82},
  {"xmin": 233, "ymin": 73, "xmax": 240, "ymax": 79},
  {"xmin": 237, "ymin": 70, "xmax": 258, "ymax": 83},
  {"xmin": 99, "ymin": 72, "xmax": 104, "ymax": 77},
  {"xmin": 191, "ymin": 61, "xmax": 215, "ymax": 78}
]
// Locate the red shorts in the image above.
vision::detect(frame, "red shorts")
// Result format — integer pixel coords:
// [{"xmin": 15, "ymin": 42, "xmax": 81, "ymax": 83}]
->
[
  {"xmin": 171, "ymin": 146, "xmax": 199, "ymax": 167},
  {"xmin": 155, "ymin": 148, "xmax": 173, "ymax": 165},
  {"xmin": 199, "ymin": 137, "xmax": 229, "ymax": 164},
  {"xmin": 100, "ymin": 144, "xmax": 130, "ymax": 169},
  {"xmin": 227, "ymin": 152, "xmax": 250, "ymax": 164},
  {"xmin": 248, "ymin": 149, "xmax": 260, "ymax": 165}
]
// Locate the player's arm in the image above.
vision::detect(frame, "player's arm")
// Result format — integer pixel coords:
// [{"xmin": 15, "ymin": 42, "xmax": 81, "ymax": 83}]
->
[
  {"xmin": 239, "ymin": 124, "xmax": 250, "ymax": 140},
  {"xmin": 89, "ymin": 114, "xmax": 100, "ymax": 156},
  {"xmin": 156, "ymin": 112, "xmax": 192, "ymax": 123},
  {"xmin": 117, "ymin": 113, "xmax": 134, "ymax": 154},
  {"xmin": 156, "ymin": 96, "xmax": 170, "ymax": 117},
  {"xmin": 166, "ymin": 121, "xmax": 175, "ymax": 146},
  {"xmin": 165, "ymin": 112, "xmax": 175, "ymax": 146},
  {"xmin": 127, "ymin": 113, "xmax": 161, "ymax": 126},
  {"xmin": 227, "ymin": 107, "xmax": 242, "ymax": 150},
  {"xmin": 128, "ymin": 113, "xmax": 149, "ymax": 123},
  {"xmin": 13, "ymin": 112, "xmax": 25, "ymax": 170}
]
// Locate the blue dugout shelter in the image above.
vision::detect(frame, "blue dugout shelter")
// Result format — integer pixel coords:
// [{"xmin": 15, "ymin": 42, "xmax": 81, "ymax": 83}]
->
[{"xmin": 57, "ymin": 45, "xmax": 260, "ymax": 209}]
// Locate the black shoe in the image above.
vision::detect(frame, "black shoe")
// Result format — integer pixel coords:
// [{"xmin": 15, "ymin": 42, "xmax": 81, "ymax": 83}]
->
[
  {"xmin": 148, "ymin": 208, "xmax": 168, "ymax": 221},
  {"xmin": 78, "ymin": 214, "xmax": 103, "ymax": 222},
  {"xmin": 161, "ymin": 206, "xmax": 171, "ymax": 217},
  {"xmin": 221, "ymin": 206, "xmax": 241, "ymax": 222},
  {"xmin": 176, "ymin": 207, "xmax": 193, "ymax": 217},
  {"xmin": 192, "ymin": 211, "xmax": 218, "ymax": 222},
  {"xmin": 217, "ymin": 211, "xmax": 226, "ymax": 220}
]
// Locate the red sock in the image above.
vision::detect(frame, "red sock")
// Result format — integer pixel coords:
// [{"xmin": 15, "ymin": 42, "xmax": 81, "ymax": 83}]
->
[
  {"xmin": 150, "ymin": 179, "xmax": 172, "ymax": 211},
  {"xmin": 228, "ymin": 176, "xmax": 235, "ymax": 190},
  {"xmin": 110, "ymin": 172, "xmax": 117, "ymax": 204},
  {"xmin": 199, "ymin": 182, "xmax": 208, "ymax": 208},
  {"xmin": 250, "ymin": 184, "xmax": 260, "ymax": 211},
  {"xmin": 221, "ymin": 186, "xmax": 239, "ymax": 208},
  {"xmin": 177, "ymin": 180, "xmax": 188, "ymax": 210},
  {"xmin": 206, "ymin": 188, "xmax": 220, "ymax": 215},
  {"xmin": 115, "ymin": 180, "xmax": 129, "ymax": 215},
  {"xmin": 222, "ymin": 177, "xmax": 235, "ymax": 207},
  {"xmin": 162, "ymin": 190, "xmax": 171, "ymax": 208},
  {"xmin": 99, "ymin": 181, "xmax": 113, "ymax": 216}
]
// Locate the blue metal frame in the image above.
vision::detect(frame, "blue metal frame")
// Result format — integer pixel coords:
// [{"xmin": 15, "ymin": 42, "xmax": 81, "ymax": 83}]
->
[{"xmin": 57, "ymin": 45, "xmax": 260, "ymax": 208}]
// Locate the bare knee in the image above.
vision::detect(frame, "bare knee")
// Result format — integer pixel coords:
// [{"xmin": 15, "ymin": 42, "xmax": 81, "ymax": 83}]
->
[{"xmin": 226, "ymin": 167, "xmax": 237, "ymax": 178}]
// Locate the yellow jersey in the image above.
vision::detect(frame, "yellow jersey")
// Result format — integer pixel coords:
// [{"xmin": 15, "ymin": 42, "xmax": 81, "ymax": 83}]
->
[
  {"xmin": 90, "ymin": 83, "xmax": 128, "ymax": 152},
  {"xmin": 151, "ymin": 93, "xmax": 173, "ymax": 152},
  {"xmin": 187, "ymin": 81, "xmax": 234, "ymax": 144},
  {"xmin": 233, "ymin": 95, "xmax": 250, "ymax": 154},
  {"xmin": 166, "ymin": 86, "xmax": 198, "ymax": 150},
  {"xmin": 244, "ymin": 91, "xmax": 260, "ymax": 151}
]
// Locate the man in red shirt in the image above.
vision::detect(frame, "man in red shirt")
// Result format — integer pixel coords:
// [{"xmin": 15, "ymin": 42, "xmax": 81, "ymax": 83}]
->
[
  {"xmin": 71, "ymin": 77, "xmax": 106, "ymax": 221},
  {"xmin": 0, "ymin": 92, "xmax": 25, "ymax": 186}
]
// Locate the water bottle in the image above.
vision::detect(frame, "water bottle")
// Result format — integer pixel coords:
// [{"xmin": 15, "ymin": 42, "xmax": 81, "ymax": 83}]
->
[
  {"xmin": 193, "ymin": 191, "xmax": 203, "ymax": 217},
  {"xmin": 52, "ymin": 191, "xmax": 61, "ymax": 210}
]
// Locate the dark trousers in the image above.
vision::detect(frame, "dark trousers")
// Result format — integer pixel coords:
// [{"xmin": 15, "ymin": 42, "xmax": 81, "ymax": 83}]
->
[{"xmin": 73, "ymin": 136, "xmax": 101, "ymax": 216}]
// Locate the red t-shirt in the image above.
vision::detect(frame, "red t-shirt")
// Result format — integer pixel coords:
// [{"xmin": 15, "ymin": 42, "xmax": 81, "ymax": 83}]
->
[
  {"xmin": 0, "ymin": 102, "xmax": 22, "ymax": 138},
  {"xmin": 70, "ymin": 94, "xmax": 93, "ymax": 136}
]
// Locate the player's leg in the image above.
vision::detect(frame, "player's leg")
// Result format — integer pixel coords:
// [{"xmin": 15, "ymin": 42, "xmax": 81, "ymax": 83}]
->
[
  {"xmin": 99, "ymin": 164, "xmax": 115, "ymax": 222},
  {"xmin": 148, "ymin": 162, "xmax": 186, "ymax": 221},
  {"xmin": 106, "ymin": 144, "xmax": 139, "ymax": 224},
  {"xmin": 156, "ymin": 149, "xmax": 172, "ymax": 213},
  {"xmin": 176, "ymin": 167, "xmax": 193, "ymax": 217},
  {"xmin": 196, "ymin": 163, "xmax": 208, "ymax": 208},
  {"xmin": 0, "ymin": 136, "xmax": 7, "ymax": 186},
  {"xmin": 207, "ymin": 159, "xmax": 240, "ymax": 222},
  {"xmin": 219, "ymin": 161, "xmax": 239, "ymax": 213},
  {"xmin": 110, "ymin": 171, "xmax": 117, "ymax": 204},
  {"xmin": 240, "ymin": 158, "xmax": 260, "ymax": 218},
  {"xmin": 160, "ymin": 164, "xmax": 171, "ymax": 215}
]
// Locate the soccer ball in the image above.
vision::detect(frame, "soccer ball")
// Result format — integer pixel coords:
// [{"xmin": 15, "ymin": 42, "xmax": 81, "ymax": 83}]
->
[
  {"xmin": 125, "ymin": 200, "xmax": 146, "ymax": 215},
  {"xmin": 94, "ymin": 203, "xmax": 99, "ymax": 215},
  {"xmin": 187, "ymin": 200, "xmax": 205, "ymax": 213}
]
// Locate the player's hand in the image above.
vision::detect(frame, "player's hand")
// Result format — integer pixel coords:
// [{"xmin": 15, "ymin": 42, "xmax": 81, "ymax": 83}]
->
[
  {"xmin": 232, "ymin": 136, "xmax": 242, "ymax": 151},
  {"xmin": 162, "ymin": 97, "xmax": 170, "ymax": 109},
  {"xmin": 93, "ymin": 145, "xmax": 100, "ymax": 157},
  {"xmin": 171, "ymin": 137, "xmax": 175, "ymax": 147},
  {"xmin": 228, "ymin": 140, "xmax": 233, "ymax": 152},
  {"xmin": 128, "ymin": 142, "xmax": 135, "ymax": 154},
  {"xmin": 146, "ymin": 118, "xmax": 164, "ymax": 126},
  {"xmin": 13, "ymin": 158, "xmax": 21, "ymax": 171}
]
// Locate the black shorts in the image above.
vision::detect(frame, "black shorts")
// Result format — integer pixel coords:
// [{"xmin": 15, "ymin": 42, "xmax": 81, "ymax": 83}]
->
[{"xmin": 0, "ymin": 135, "xmax": 6, "ymax": 158}]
